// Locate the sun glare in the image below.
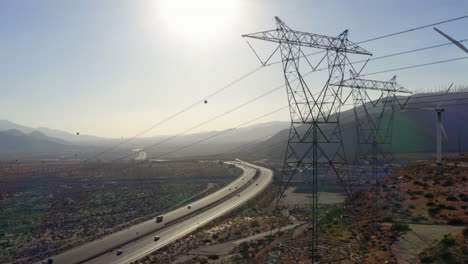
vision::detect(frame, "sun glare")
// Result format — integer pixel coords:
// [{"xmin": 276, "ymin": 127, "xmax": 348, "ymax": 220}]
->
[{"xmin": 158, "ymin": 0, "xmax": 239, "ymax": 40}]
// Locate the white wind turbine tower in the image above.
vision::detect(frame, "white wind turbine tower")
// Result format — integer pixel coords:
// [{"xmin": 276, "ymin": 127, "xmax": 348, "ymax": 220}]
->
[
  {"xmin": 428, "ymin": 28, "xmax": 466, "ymax": 163},
  {"xmin": 434, "ymin": 103, "xmax": 448, "ymax": 165},
  {"xmin": 420, "ymin": 97, "xmax": 450, "ymax": 165}
]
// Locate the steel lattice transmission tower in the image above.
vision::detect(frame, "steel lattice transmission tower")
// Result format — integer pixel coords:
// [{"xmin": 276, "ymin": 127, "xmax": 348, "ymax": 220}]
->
[
  {"xmin": 243, "ymin": 17, "xmax": 372, "ymax": 262},
  {"xmin": 331, "ymin": 75, "xmax": 411, "ymax": 234}
]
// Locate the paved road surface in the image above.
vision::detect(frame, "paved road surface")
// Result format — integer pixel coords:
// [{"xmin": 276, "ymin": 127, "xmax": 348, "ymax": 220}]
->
[
  {"xmin": 51, "ymin": 161, "xmax": 261, "ymax": 264},
  {"xmin": 87, "ymin": 160, "xmax": 272, "ymax": 264}
]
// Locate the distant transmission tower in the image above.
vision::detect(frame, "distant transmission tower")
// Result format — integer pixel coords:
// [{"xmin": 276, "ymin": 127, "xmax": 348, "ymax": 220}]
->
[
  {"xmin": 331, "ymin": 75, "xmax": 411, "ymax": 233},
  {"xmin": 243, "ymin": 17, "xmax": 372, "ymax": 263}
]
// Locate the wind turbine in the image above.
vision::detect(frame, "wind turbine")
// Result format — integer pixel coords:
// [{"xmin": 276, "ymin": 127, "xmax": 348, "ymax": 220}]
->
[
  {"xmin": 420, "ymin": 101, "xmax": 449, "ymax": 165},
  {"xmin": 434, "ymin": 27, "xmax": 468, "ymax": 53}
]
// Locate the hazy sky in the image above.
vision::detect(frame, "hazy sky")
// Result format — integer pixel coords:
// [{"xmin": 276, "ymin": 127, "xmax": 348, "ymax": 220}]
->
[{"xmin": 1, "ymin": 0, "xmax": 467, "ymax": 138}]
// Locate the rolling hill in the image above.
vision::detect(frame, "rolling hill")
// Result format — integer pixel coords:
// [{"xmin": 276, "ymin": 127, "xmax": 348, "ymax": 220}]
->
[
  {"xmin": 228, "ymin": 92, "xmax": 468, "ymax": 162},
  {"xmin": 0, "ymin": 129, "xmax": 76, "ymax": 154}
]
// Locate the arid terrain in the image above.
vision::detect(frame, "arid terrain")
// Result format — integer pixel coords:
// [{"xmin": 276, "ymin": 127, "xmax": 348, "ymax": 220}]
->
[
  {"xmin": 128, "ymin": 155, "xmax": 468, "ymax": 264},
  {"xmin": 0, "ymin": 160, "xmax": 241, "ymax": 263}
]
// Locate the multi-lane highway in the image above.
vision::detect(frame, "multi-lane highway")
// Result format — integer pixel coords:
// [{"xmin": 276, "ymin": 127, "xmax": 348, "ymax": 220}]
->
[{"xmin": 51, "ymin": 160, "xmax": 272, "ymax": 264}]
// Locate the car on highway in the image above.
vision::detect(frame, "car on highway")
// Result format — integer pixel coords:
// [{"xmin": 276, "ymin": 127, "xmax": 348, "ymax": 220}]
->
[
  {"xmin": 41, "ymin": 258, "xmax": 54, "ymax": 264},
  {"xmin": 154, "ymin": 235, "xmax": 160, "ymax": 242},
  {"xmin": 156, "ymin": 215, "xmax": 163, "ymax": 223},
  {"xmin": 187, "ymin": 205, "xmax": 192, "ymax": 209},
  {"xmin": 116, "ymin": 250, "xmax": 123, "ymax": 256}
]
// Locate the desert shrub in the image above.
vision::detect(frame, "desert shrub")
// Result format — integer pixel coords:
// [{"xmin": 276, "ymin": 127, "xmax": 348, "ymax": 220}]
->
[
  {"xmin": 382, "ymin": 216, "xmax": 393, "ymax": 222},
  {"xmin": 407, "ymin": 190, "xmax": 424, "ymax": 195},
  {"xmin": 239, "ymin": 242, "xmax": 250, "ymax": 259},
  {"xmin": 447, "ymin": 217, "xmax": 464, "ymax": 225},
  {"xmin": 411, "ymin": 215, "xmax": 427, "ymax": 222},
  {"xmin": 428, "ymin": 207, "xmax": 441, "ymax": 217},
  {"xmin": 424, "ymin": 193, "xmax": 434, "ymax": 199},
  {"xmin": 462, "ymin": 227, "xmax": 468, "ymax": 237},
  {"xmin": 438, "ymin": 204, "xmax": 447, "ymax": 209},
  {"xmin": 413, "ymin": 181, "xmax": 425, "ymax": 186},
  {"xmin": 390, "ymin": 222, "xmax": 411, "ymax": 233},
  {"xmin": 446, "ymin": 196, "xmax": 458, "ymax": 201},
  {"xmin": 442, "ymin": 180, "xmax": 454, "ymax": 186},
  {"xmin": 419, "ymin": 255, "xmax": 434, "ymax": 263},
  {"xmin": 208, "ymin": 255, "xmax": 219, "ymax": 260},
  {"xmin": 250, "ymin": 220, "xmax": 260, "ymax": 228},
  {"xmin": 202, "ymin": 239, "xmax": 212, "ymax": 244},
  {"xmin": 445, "ymin": 205, "xmax": 457, "ymax": 210},
  {"xmin": 440, "ymin": 236, "xmax": 457, "ymax": 247}
]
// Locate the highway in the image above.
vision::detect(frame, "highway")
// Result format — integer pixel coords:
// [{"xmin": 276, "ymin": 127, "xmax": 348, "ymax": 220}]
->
[{"xmin": 51, "ymin": 160, "xmax": 272, "ymax": 264}]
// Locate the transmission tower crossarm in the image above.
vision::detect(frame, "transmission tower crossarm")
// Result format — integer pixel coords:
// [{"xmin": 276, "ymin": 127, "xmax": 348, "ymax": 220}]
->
[
  {"xmin": 242, "ymin": 17, "xmax": 372, "ymax": 55},
  {"xmin": 332, "ymin": 77, "xmax": 411, "ymax": 94}
]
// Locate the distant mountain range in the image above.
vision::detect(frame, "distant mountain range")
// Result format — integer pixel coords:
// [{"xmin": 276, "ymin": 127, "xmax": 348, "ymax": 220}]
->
[
  {"xmin": 1, "ymin": 92, "xmax": 467, "ymax": 161},
  {"xmin": 0, "ymin": 120, "xmax": 103, "ymax": 144},
  {"xmin": 0, "ymin": 129, "xmax": 76, "ymax": 155},
  {"xmin": 0, "ymin": 119, "xmax": 289, "ymax": 160}
]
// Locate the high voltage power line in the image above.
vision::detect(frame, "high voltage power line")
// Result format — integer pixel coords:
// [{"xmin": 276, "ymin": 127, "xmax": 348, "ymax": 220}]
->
[
  {"xmin": 80, "ymin": 14, "xmax": 468, "ymax": 162},
  {"xmin": 109, "ymin": 85, "xmax": 287, "ymax": 162},
  {"xmin": 302, "ymin": 38, "xmax": 468, "ymax": 73},
  {"xmin": 264, "ymin": 15, "xmax": 468, "ymax": 66},
  {"xmin": 4, "ymin": 61, "xmax": 467, "ymax": 178},
  {"xmin": 82, "ymin": 66, "xmax": 265, "ymax": 162},
  {"xmin": 361, "ymin": 56, "xmax": 468, "ymax": 76},
  {"xmin": 216, "ymin": 92, "xmax": 468, "ymax": 156},
  {"xmin": 357, "ymin": 15, "xmax": 468, "ymax": 44},
  {"xmin": 150, "ymin": 105, "xmax": 288, "ymax": 160},
  {"xmin": 106, "ymin": 54, "xmax": 467, "ymax": 162},
  {"xmin": 11, "ymin": 96, "xmax": 467, "ymax": 217},
  {"xmin": 5, "ymin": 16, "xmax": 468, "ymax": 256},
  {"xmin": 5, "ymin": 15, "xmax": 468, "ymax": 178}
]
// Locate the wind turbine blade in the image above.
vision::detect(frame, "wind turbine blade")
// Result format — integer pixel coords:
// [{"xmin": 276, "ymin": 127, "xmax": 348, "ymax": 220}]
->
[
  {"xmin": 441, "ymin": 123, "xmax": 448, "ymax": 142},
  {"xmin": 434, "ymin": 27, "xmax": 468, "ymax": 53},
  {"xmin": 445, "ymin": 82, "xmax": 454, "ymax": 94}
]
